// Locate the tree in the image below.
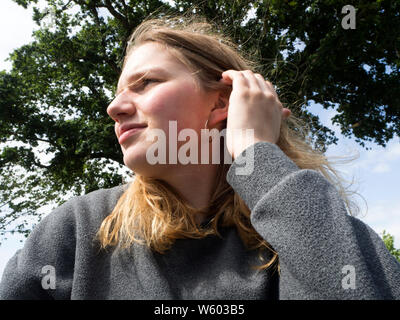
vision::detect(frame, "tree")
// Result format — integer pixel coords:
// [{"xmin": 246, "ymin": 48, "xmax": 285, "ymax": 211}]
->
[
  {"xmin": 382, "ymin": 230, "xmax": 400, "ymax": 263},
  {"xmin": 1, "ymin": 0, "xmax": 399, "ymax": 242}
]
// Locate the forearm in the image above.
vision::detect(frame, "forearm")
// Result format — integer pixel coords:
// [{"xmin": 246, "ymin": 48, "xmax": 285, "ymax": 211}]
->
[{"xmin": 226, "ymin": 141, "xmax": 400, "ymax": 299}]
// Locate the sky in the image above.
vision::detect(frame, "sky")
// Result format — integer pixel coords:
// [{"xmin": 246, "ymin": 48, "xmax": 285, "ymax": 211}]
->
[{"xmin": 0, "ymin": 0, "xmax": 399, "ymax": 279}]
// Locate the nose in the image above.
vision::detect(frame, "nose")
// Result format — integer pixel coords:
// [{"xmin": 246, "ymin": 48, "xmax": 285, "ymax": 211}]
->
[{"xmin": 107, "ymin": 89, "xmax": 136, "ymax": 122}]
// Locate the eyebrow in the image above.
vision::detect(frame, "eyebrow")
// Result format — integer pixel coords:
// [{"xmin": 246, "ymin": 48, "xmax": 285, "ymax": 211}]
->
[{"xmin": 116, "ymin": 67, "xmax": 170, "ymax": 95}]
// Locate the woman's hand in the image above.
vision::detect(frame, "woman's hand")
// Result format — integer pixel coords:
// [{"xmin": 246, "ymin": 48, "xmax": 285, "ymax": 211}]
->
[{"xmin": 220, "ymin": 70, "xmax": 291, "ymax": 160}]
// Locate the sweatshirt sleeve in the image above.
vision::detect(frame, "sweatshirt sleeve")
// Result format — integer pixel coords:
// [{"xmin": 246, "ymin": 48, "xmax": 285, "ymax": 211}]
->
[
  {"xmin": 0, "ymin": 201, "xmax": 76, "ymax": 300},
  {"xmin": 226, "ymin": 141, "xmax": 400, "ymax": 300}
]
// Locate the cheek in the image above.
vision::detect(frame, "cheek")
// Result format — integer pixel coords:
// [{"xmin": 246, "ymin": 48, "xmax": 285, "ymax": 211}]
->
[{"xmin": 145, "ymin": 83, "xmax": 203, "ymax": 130}]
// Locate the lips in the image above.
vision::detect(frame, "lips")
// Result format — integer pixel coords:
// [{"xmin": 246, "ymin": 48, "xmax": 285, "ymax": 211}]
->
[{"xmin": 118, "ymin": 123, "xmax": 147, "ymax": 144}]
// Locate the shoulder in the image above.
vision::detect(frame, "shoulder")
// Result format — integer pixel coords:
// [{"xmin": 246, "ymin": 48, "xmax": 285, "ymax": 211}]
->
[
  {"xmin": 26, "ymin": 182, "xmax": 131, "ymax": 249},
  {"xmin": 45, "ymin": 182, "xmax": 130, "ymax": 233},
  {"xmin": 0, "ymin": 183, "xmax": 131, "ymax": 300},
  {"xmin": 67, "ymin": 183, "xmax": 130, "ymax": 221}
]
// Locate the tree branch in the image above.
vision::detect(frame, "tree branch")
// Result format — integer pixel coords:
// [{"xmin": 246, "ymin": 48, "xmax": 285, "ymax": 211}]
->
[
  {"xmin": 121, "ymin": 0, "xmax": 128, "ymax": 15},
  {"xmin": 61, "ymin": 0, "xmax": 73, "ymax": 11},
  {"xmin": 82, "ymin": 1, "xmax": 121, "ymax": 75},
  {"xmin": 102, "ymin": 0, "xmax": 130, "ymax": 30},
  {"xmin": 34, "ymin": 137, "xmax": 59, "ymax": 149},
  {"xmin": 0, "ymin": 202, "xmax": 10, "ymax": 209}
]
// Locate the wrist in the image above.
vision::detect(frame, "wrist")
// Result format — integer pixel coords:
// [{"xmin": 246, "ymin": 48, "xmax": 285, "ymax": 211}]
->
[{"xmin": 232, "ymin": 137, "xmax": 275, "ymax": 160}]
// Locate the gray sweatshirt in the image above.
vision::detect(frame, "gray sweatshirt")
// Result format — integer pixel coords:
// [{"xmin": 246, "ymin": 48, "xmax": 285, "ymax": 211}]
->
[{"xmin": 1, "ymin": 142, "xmax": 399, "ymax": 300}]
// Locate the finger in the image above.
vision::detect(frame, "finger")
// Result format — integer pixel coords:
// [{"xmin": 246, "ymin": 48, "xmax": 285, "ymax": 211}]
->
[
  {"xmin": 242, "ymin": 70, "xmax": 261, "ymax": 90},
  {"xmin": 282, "ymin": 108, "xmax": 292, "ymax": 119},
  {"xmin": 264, "ymin": 80, "xmax": 279, "ymax": 99},
  {"xmin": 221, "ymin": 70, "xmax": 249, "ymax": 89},
  {"xmin": 254, "ymin": 73, "xmax": 269, "ymax": 91}
]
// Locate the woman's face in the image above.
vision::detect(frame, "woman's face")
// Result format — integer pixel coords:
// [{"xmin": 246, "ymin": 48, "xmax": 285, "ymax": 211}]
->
[{"xmin": 107, "ymin": 42, "xmax": 218, "ymax": 177}]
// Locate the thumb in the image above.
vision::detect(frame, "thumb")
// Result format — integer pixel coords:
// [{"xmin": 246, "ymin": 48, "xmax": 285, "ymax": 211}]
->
[{"xmin": 282, "ymin": 108, "xmax": 291, "ymax": 119}]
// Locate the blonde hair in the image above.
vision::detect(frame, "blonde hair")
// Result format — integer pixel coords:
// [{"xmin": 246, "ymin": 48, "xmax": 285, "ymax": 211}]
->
[{"xmin": 95, "ymin": 13, "xmax": 364, "ymax": 275}]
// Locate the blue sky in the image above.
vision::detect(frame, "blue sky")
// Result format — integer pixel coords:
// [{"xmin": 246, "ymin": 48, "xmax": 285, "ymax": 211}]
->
[{"xmin": 1, "ymin": 0, "xmax": 399, "ymax": 279}]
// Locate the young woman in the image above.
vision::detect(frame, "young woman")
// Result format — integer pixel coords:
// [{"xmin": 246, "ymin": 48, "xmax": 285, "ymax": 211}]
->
[{"xmin": 1, "ymin": 15, "xmax": 399, "ymax": 300}]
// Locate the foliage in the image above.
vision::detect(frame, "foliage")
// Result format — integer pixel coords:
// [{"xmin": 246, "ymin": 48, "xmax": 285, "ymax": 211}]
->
[{"xmin": 382, "ymin": 230, "xmax": 400, "ymax": 263}]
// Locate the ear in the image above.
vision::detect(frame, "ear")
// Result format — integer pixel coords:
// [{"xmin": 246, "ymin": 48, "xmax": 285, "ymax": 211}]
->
[{"xmin": 208, "ymin": 94, "xmax": 229, "ymax": 128}]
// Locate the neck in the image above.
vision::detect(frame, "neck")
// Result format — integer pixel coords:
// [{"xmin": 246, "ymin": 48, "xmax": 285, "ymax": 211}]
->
[{"xmin": 160, "ymin": 163, "xmax": 220, "ymax": 224}]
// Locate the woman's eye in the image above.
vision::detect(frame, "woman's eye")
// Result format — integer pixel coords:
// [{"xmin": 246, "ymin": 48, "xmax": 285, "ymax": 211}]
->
[{"xmin": 135, "ymin": 78, "xmax": 159, "ymax": 90}]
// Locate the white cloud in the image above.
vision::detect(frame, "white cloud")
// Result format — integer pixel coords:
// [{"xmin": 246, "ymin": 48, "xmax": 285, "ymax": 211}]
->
[
  {"xmin": 358, "ymin": 200, "xmax": 400, "ymax": 249},
  {"xmin": 354, "ymin": 138, "xmax": 400, "ymax": 174},
  {"xmin": 0, "ymin": 0, "xmax": 38, "ymax": 71},
  {"xmin": 371, "ymin": 162, "xmax": 390, "ymax": 173},
  {"xmin": 307, "ymin": 102, "xmax": 400, "ymax": 251},
  {"xmin": 0, "ymin": 0, "xmax": 85, "ymax": 71}
]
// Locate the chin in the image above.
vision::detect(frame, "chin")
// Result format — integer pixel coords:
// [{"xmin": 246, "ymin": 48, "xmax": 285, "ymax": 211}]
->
[
  {"xmin": 122, "ymin": 147, "xmax": 156, "ymax": 178},
  {"xmin": 123, "ymin": 143, "xmax": 146, "ymax": 167}
]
